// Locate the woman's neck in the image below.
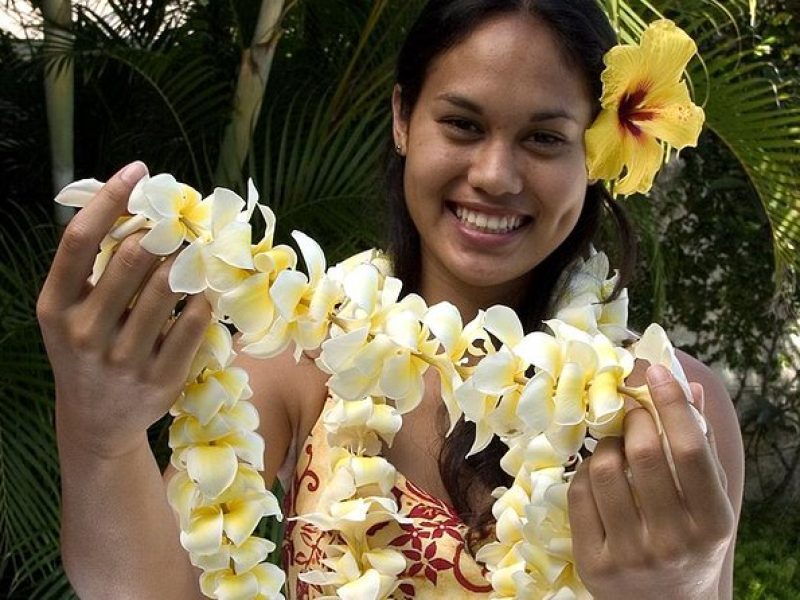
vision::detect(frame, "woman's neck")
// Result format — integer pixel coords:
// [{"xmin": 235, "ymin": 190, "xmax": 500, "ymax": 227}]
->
[{"xmin": 417, "ymin": 253, "xmax": 530, "ymax": 323}]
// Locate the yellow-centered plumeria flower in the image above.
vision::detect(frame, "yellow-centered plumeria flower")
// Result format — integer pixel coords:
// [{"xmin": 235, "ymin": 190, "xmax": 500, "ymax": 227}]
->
[
  {"xmin": 323, "ymin": 396, "xmax": 403, "ymax": 456},
  {"xmin": 318, "ymin": 291, "xmax": 439, "ymax": 414},
  {"xmin": 298, "ymin": 543, "xmax": 405, "ymax": 600},
  {"xmin": 169, "ymin": 181, "xmax": 267, "ymax": 294},
  {"xmin": 241, "ymin": 231, "xmax": 345, "ymax": 360},
  {"xmin": 199, "ymin": 562, "xmax": 286, "ymax": 600},
  {"xmin": 456, "ymin": 305, "xmax": 527, "ymax": 456},
  {"xmin": 127, "ymin": 173, "xmax": 212, "ymax": 253},
  {"xmin": 422, "ymin": 302, "xmax": 490, "ymax": 433},
  {"xmin": 585, "ymin": 19, "xmax": 705, "ymax": 196},
  {"xmin": 553, "ymin": 250, "xmax": 631, "ymax": 344}
]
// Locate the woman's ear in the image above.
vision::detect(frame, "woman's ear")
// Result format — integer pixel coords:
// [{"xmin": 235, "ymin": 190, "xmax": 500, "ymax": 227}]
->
[{"xmin": 392, "ymin": 84, "xmax": 408, "ymax": 156}]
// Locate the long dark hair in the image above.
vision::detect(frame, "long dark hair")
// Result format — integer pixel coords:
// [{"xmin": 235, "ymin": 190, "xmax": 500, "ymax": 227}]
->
[{"xmin": 384, "ymin": 0, "xmax": 637, "ymax": 541}]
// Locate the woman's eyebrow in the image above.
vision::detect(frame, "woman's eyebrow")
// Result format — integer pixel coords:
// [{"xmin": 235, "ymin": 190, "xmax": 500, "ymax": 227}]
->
[{"xmin": 435, "ymin": 92, "xmax": 578, "ymax": 122}]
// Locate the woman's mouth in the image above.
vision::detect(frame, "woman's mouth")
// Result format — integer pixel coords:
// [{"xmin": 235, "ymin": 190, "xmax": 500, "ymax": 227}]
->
[{"xmin": 448, "ymin": 202, "xmax": 530, "ymax": 235}]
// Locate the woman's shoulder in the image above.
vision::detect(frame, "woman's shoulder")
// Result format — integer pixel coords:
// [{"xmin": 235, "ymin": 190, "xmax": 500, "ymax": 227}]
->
[
  {"xmin": 674, "ymin": 351, "xmax": 742, "ymax": 453},
  {"xmin": 673, "ymin": 351, "xmax": 744, "ymax": 485}
]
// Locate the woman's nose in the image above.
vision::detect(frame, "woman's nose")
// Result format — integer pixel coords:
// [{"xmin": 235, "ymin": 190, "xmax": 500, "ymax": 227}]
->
[{"xmin": 467, "ymin": 139, "xmax": 524, "ymax": 197}]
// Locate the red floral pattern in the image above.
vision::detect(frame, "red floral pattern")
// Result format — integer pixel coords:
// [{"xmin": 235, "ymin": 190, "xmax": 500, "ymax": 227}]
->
[{"xmin": 282, "ymin": 412, "xmax": 492, "ymax": 599}]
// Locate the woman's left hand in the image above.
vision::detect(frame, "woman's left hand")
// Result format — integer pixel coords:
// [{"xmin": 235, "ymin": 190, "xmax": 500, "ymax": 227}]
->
[{"xmin": 568, "ymin": 364, "xmax": 735, "ymax": 600}]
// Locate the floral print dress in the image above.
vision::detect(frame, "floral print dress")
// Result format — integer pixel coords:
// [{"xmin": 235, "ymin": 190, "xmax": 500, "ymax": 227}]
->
[{"xmin": 282, "ymin": 401, "xmax": 493, "ymax": 599}]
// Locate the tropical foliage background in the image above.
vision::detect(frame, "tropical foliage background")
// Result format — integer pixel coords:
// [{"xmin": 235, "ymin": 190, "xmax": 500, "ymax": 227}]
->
[{"xmin": 1, "ymin": 0, "xmax": 798, "ymax": 597}]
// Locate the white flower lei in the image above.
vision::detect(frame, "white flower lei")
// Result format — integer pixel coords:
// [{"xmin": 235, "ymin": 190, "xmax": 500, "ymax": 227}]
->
[{"xmin": 57, "ymin": 172, "xmax": 705, "ymax": 600}]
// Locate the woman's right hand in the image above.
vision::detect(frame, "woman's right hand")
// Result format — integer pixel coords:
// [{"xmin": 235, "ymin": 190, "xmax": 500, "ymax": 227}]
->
[{"xmin": 37, "ymin": 161, "xmax": 212, "ymax": 459}]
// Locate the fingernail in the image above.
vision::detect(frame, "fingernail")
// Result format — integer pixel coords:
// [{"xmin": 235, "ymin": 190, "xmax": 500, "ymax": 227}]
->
[
  {"xmin": 119, "ymin": 161, "xmax": 147, "ymax": 184},
  {"xmin": 647, "ymin": 364, "xmax": 673, "ymax": 387},
  {"xmin": 694, "ymin": 385, "xmax": 705, "ymax": 412}
]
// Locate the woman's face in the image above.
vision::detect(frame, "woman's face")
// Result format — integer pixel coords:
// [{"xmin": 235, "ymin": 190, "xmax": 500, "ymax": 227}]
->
[{"xmin": 393, "ymin": 14, "xmax": 594, "ymax": 296}]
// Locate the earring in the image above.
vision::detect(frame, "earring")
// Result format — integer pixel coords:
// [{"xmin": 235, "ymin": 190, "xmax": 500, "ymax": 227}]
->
[{"xmin": 395, "ymin": 143, "xmax": 404, "ymax": 156}]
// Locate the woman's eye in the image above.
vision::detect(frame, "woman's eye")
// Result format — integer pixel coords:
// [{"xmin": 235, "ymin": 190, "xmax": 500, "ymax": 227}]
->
[
  {"xmin": 530, "ymin": 132, "xmax": 565, "ymax": 146},
  {"xmin": 441, "ymin": 118, "xmax": 482, "ymax": 135}
]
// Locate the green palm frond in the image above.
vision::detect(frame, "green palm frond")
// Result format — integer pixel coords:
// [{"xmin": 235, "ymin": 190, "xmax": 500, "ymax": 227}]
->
[
  {"xmin": 259, "ymin": 88, "xmax": 391, "ymax": 260},
  {"xmin": 0, "ymin": 206, "xmax": 72, "ymax": 597},
  {"xmin": 253, "ymin": 0, "xmax": 424, "ymax": 260},
  {"xmin": 35, "ymin": 1, "xmax": 240, "ymax": 187},
  {"xmin": 693, "ymin": 31, "xmax": 799, "ymax": 281}
]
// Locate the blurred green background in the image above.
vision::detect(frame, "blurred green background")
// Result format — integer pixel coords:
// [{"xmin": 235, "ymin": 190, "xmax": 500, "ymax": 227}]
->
[{"xmin": 1, "ymin": 0, "xmax": 798, "ymax": 598}]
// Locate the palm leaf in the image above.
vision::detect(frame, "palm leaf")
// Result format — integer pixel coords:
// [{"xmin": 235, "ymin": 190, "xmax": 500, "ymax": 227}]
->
[
  {"xmin": 0, "ymin": 206, "xmax": 73, "ymax": 597},
  {"xmin": 252, "ymin": 0, "xmax": 425, "ymax": 260}
]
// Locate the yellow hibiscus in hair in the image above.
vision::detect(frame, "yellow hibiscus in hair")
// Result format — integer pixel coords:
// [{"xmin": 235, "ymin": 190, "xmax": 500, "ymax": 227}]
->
[{"xmin": 585, "ymin": 20, "xmax": 705, "ymax": 196}]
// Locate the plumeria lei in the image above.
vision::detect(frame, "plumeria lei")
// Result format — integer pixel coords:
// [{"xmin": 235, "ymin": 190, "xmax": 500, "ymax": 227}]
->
[{"xmin": 55, "ymin": 19, "xmax": 705, "ymax": 600}]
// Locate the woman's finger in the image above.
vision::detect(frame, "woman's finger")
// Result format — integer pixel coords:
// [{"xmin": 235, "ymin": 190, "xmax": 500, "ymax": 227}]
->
[
  {"xmin": 79, "ymin": 232, "xmax": 160, "ymax": 335},
  {"xmin": 42, "ymin": 162, "xmax": 147, "ymax": 309},
  {"xmin": 623, "ymin": 407, "xmax": 689, "ymax": 537},
  {"xmin": 586, "ymin": 437, "xmax": 643, "ymax": 553},
  {"xmin": 114, "ymin": 254, "xmax": 182, "ymax": 364},
  {"xmin": 567, "ymin": 458, "xmax": 605, "ymax": 557},
  {"xmin": 646, "ymin": 366, "xmax": 729, "ymax": 525},
  {"xmin": 154, "ymin": 293, "xmax": 213, "ymax": 382},
  {"xmin": 689, "ymin": 382, "xmax": 726, "ymax": 491}
]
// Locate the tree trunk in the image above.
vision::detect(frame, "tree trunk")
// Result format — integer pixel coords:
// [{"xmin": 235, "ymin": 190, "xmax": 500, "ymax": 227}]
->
[
  {"xmin": 215, "ymin": 0, "xmax": 285, "ymax": 188},
  {"xmin": 42, "ymin": 0, "xmax": 74, "ymax": 226}
]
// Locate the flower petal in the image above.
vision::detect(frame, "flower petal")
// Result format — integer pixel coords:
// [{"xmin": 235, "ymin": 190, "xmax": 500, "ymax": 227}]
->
[
  {"xmin": 229, "ymin": 536, "xmax": 274, "ymax": 574},
  {"xmin": 640, "ymin": 82, "xmax": 705, "ymax": 149},
  {"xmin": 180, "ymin": 506, "xmax": 223, "ymax": 555},
  {"xmin": 586, "ymin": 106, "xmax": 630, "ymax": 183},
  {"xmin": 213, "ymin": 221, "xmax": 255, "ymax": 270},
  {"xmin": 344, "ymin": 263, "xmax": 380, "ymax": 314},
  {"xmin": 640, "ymin": 20, "xmax": 698, "ymax": 87},
  {"xmin": 186, "ymin": 444, "xmax": 238, "ymax": 498},
  {"xmin": 338, "ymin": 568, "xmax": 382, "ymax": 600},
  {"xmin": 224, "ymin": 494, "xmax": 273, "ymax": 545},
  {"xmin": 614, "ymin": 130, "xmax": 663, "ymax": 196},
  {"xmin": 140, "ymin": 218, "xmax": 185, "ymax": 255},
  {"xmin": 484, "ymin": 305, "xmax": 523, "ymax": 347},
  {"xmin": 144, "ymin": 173, "xmax": 183, "ymax": 218},
  {"xmin": 213, "ymin": 570, "xmax": 259, "ymax": 600},
  {"xmin": 55, "ymin": 178, "xmax": 103, "ymax": 207},
  {"xmin": 514, "ymin": 332, "xmax": 563, "ymax": 378},
  {"xmin": 170, "ymin": 239, "xmax": 208, "ymax": 294},
  {"xmin": 252, "ymin": 562, "xmax": 286, "ymax": 596},
  {"xmin": 220, "ymin": 273, "xmax": 274, "ymax": 334},
  {"xmin": 270, "ymin": 269, "xmax": 307, "ymax": 321},
  {"xmin": 292, "ymin": 230, "xmax": 327, "ymax": 284},
  {"xmin": 211, "ymin": 187, "xmax": 245, "ymax": 234},
  {"xmin": 423, "ymin": 302, "xmax": 462, "ymax": 355},
  {"xmin": 517, "ymin": 372, "xmax": 555, "ymax": 432},
  {"xmin": 553, "ymin": 363, "xmax": 587, "ymax": 426}
]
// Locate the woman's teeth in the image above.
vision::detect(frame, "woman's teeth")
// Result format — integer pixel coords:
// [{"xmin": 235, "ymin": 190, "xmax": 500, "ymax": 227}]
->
[{"xmin": 454, "ymin": 205, "xmax": 524, "ymax": 233}]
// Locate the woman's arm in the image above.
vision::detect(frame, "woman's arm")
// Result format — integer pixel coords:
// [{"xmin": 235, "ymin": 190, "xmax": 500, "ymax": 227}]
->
[
  {"xmin": 39, "ymin": 162, "xmax": 296, "ymax": 598},
  {"xmin": 38, "ymin": 163, "xmax": 209, "ymax": 598}
]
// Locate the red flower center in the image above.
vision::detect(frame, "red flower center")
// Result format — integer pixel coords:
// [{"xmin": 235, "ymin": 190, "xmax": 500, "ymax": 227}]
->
[{"xmin": 618, "ymin": 85, "xmax": 656, "ymax": 137}]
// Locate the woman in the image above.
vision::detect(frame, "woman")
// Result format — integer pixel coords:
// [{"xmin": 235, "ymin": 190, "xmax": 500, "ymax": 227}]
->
[{"xmin": 37, "ymin": 0, "xmax": 743, "ymax": 598}]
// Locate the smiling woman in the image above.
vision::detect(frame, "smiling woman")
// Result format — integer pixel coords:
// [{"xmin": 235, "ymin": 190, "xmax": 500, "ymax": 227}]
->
[
  {"xmin": 393, "ymin": 14, "xmax": 593, "ymax": 299},
  {"xmin": 37, "ymin": 1, "xmax": 743, "ymax": 599}
]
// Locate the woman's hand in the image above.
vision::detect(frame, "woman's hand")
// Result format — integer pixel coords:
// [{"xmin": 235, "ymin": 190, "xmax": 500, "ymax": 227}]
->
[
  {"xmin": 37, "ymin": 162, "xmax": 212, "ymax": 458},
  {"xmin": 568, "ymin": 364, "xmax": 735, "ymax": 600}
]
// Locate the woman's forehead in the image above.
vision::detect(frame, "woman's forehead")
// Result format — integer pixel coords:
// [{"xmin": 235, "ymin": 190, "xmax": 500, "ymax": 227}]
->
[{"xmin": 420, "ymin": 14, "xmax": 593, "ymax": 123}]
